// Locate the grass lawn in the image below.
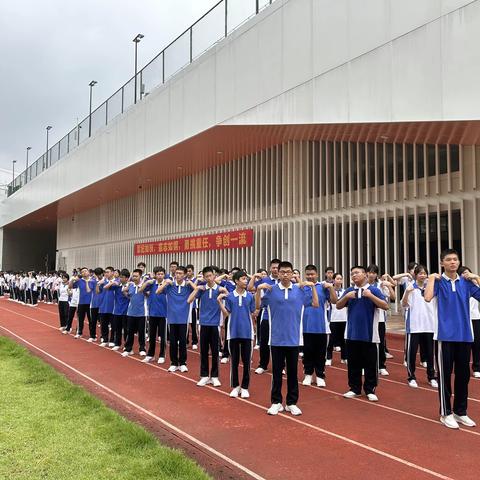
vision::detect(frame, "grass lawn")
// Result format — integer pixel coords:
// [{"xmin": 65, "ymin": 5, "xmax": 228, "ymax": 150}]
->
[{"xmin": 0, "ymin": 336, "xmax": 211, "ymax": 480}]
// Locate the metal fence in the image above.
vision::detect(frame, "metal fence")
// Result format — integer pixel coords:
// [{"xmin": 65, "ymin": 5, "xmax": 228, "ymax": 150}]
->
[{"xmin": 7, "ymin": 0, "xmax": 275, "ymax": 197}]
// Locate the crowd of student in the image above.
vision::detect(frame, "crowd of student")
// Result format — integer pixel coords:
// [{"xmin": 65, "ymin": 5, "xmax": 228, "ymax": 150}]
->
[{"xmin": 1, "ymin": 248, "xmax": 479, "ymax": 429}]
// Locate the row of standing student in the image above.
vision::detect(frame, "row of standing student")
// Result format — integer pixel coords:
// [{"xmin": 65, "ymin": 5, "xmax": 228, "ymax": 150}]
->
[{"xmin": 1, "ymin": 272, "xmax": 61, "ymax": 305}]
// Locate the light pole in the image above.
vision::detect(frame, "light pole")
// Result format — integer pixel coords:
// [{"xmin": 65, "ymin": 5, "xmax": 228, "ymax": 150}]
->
[
  {"xmin": 26, "ymin": 146, "xmax": 31, "ymax": 183},
  {"xmin": 133, "ymin": 33, "xmax": 144, "ymax": 104},
  {"xmin": 45, "ymin": 126, "xmax": 52, "ymax": 169},
  {"xmin": 88, "ymin": 80, "xmax": 97, "ymax": 137}
]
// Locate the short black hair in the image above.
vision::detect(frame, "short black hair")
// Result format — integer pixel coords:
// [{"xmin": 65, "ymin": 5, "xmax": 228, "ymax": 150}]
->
[
  {"xmin": 304, "ymin": 264, "xmax": 317, "ymax": 272},
  {"xmin": 186, "ymin": 264, "xmax": 195, "ymax": 271},
  {"xmin": 366, "ymin": 264, "xmax": 379, "ymax": 275},
  {"xmin": 202, "ymin": 266, "xmax": 214, "ymax": 276},
  {"xmin": 170, "ymin": 261, "xmax": 179, "ymax": 267},
  {"xmin": 440, "ymin": 248, "xmax": 460, "ymax": 261},
  {"xmin": 233, "ymin": 270, "xmax": 247, "ymax": 283},
  {"xmin": 220, "ymin": 268, "xmax": 229, "ymax": 275},
  {"xmin": 153, "ymin": 266, "xmax": 166, "ymax": 274},
  {"xmin": 105, "ymin": 266, "xmax": 114, "ymax": 271},
  {"xmin": 114, "ymin": 269, "xmax": 121, "ymax": 275},
  {"xmin": 414, "ymin": 264, "xmax": 429, "ymax": 276},
  {"xmin": 61, "ymin": 273, "xmax": 70, "ymax": 281},
  {"xmin": 230, "ymin": 267, "xmax": 241, "ymax": 274},
  {"xmin": 137, "ymin": 262, "xmax": 146, "ymax": 268},
  {"xmin": 333, "ymin": 272, "xmax": 342, "ymax": 279},
  {"xmin": 278, "ymin": 261, "xmax": 293, "ymax": 271},
  {"xmin": 120, "ymin": 269, "xmax": 130, "ymax": 278},
  {"xmin": 257, "ymin": 268, "xmax": 267, "ymax": 274},
  {"xmin": 176, "ymin": 266, "xmax": 187, "ymax": 274},
  {"xmin": 407, "ymin": 261, "xmax": 418, "ymax": 271},
  {"xmin": 270, "ymin": 258, "xmax": 281, "ymax": 266},
  {"xmin": 94, "ymin": 267, "xmax": 104, "ymax": 276},
  {"xmin": 325, "ymin": 266, "xmax": 334, "ymax": 274},
  {"xmin": 132, "ymin": 269, "xmax": 143, "ymax": 276},
  {"xmin": 350, "ymin": 265, "xmax": 366, "ymax": 272}
]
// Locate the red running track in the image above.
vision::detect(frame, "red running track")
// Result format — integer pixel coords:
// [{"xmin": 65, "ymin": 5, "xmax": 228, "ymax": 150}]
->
[{"xmin": 1, "ymin": 298, "xmax": 480, "ymax": 480}]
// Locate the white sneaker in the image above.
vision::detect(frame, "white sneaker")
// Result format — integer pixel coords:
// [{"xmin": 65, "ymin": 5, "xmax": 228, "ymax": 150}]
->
[
  {"xmin": 255, "ymin": 367, "xmax": 265, "ymax": 374},
  {"xmin": 167, "ymin": 365, "xmax": 178, "ymax": 372},
  {"xmin": 302, "ymin": 375, "xmax": 313, "ymax": 386},
  {"xmin": 440, "ymin": 414, "xmax": 459, "ymax": 429},
  {"xmin": 403, "ymin": 361, "xmax": 407, "ymax": 367},
  {"xmin": 230, "ymin": 386, "xmax": 241, "ymax": 398},
  {"xmin": 112, "ymin": 346, "xmax": 120, "ymax": 351},
  {"xmin": 340, "ymin": 359, "xmax": 347, "ymax": 364},
  {"xmin": 385, "ymin": 352, "xmax": 394, "ymax": 359},
  {"xmin": 379, "ymin": 369, "xmax": 389, "ymax": 376},
  {"xmin": 108, "ymin": 342, "xmax": 115, "ymax": 347},
  {"xmin": 211, "ymin": 377, "xmax": 221, "ymax": 387},
  {"xmin": 299, "ymin": 352, "xmax": 304, "ymax": 358},
  {"xmin": 59, "ymin": 327, "xmax": 65, "ymax": 331},
  {"xmin": 408, "ymin": 379, "xmax": 418, "ymax": 388},
  {"xmin": 343, "ymin": 391, "xmax": 358, "ymax": 399},
  {"xmin": 316, "ymin": 377, "xmax": 326, "ymax": 388},
  {"xmin": 158, "ymin": 357, "xmax": 165, "ymax": 364},
  {"xmin": 179, "ymin": 364, "xmax": 188, "ymax": 373},
  {"xmin": 267, "ymin": 403, "xmax": 284, "ymax": 415},
  {"xmin": 139, "ymin": 351, "xmax": 146, "ymax": 357},
  {"xmin": 121, "ymin": 351, "xmax": 131, "ymax": 357},
  {"xmin": 62, "ymin": 330, "xmax": 68, "ymax": 335},
  {"xmin": 430, "ymin": 379, "xmax": 439, "ymax": 388},
  {"xmin": 99, "ymin": 342, "xmax": 108, "ymax": 347},
  {"xmin": 87, "ymin": 338, "xmax": 95, "ymax": 343},
  {"xmin": 285, "ymin": 404, "xmax": 302, "ymax": 416},
  {"xmin": 142, "ymin": 356, "xmax": 153, "ymax": 363},
  {"xmin": 254, "ymin": 345, "xmax": 260, "ymax": 350},
  {"xmin": 192, "ymin": 344, "xmax": 198, "ymax": 350},
  {"xmin": 473, "ymin": 372, "xmax": 480, "ymax": 378},
  {"xmin": 421, "ymin": 361, "xmax": 427, "ymax": 368},
  {"xmin": 367, "ymin": 393, "xmax": 379, "ymax": 402},
  {"xmin": 334, "ymin": 346, "xmax": 341, "ymax": 352},
  {"xmin": 74, "ymin": 334, "xmax": 81, "ymax": 339},
  {"xmin": 197, "ymin": 377, "xmax": 210, "ymax": 387},
  {"xmin": 219, "ymin": 351, "xmax": 223, "ymax": 357},
  {"xmin": 453, "ymin": 414, "xmax": 476, "ymax": 427},
  {"xmin": 220, "ymin": 357, "xmax": 229, "ymax": 364},
  {"xmin": 325, "ymin": 359, "xmax": 332, "ymax": 366},
  {"xmin": 240, "ymin": 389, "xmax": 250, "ymax": 398}
]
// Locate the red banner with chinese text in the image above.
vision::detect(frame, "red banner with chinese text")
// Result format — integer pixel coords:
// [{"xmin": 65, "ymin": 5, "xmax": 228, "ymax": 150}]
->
[{"xmin": 134, "ymin": 229, "xmax": 254, "ymax": 256}]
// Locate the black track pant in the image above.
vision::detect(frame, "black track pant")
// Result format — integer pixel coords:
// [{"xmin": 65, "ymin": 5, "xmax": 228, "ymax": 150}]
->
[
  {"xmin": 147, "ymin": 316, "xmax": 167, "ymax": 358},
  {"xmin": 378, "ymin": 322, "xmax": 387, "ymax": 370},
  {"xmin": 229, "ymin": 338, "xmax": 252, "ymax": 389},
  {"xmin": 271, "ymin": 345, "xmax": 299, "ymax": 406},
  {"xmin": 188, "ymin": 309, "xmax": 198, "ymax": 346},
  {"xmin": 89, "ymin": 307, "xmax": 99, "ymax": 339},
  {"xmin": 327, "ymin": 322, "xmax": 347, "ymax": 360},
  {"xmin": 346, "ymin": 340, "xmax": 378, "ymax": 395},
  {"xmin": 100, "ymin": 313, "xmax": 114, "ymax": 342},
  {"xmin": 200, "ymin": 325, "xmax": 220, "ymax": 378},
  {"xmin": 222, "ymin": 317, "xmax": 230, "ymax": 358},
  {"xmin": 124, "ymin": 316, "xmax": 146, "ymax": 353},
  {"xmin": 76, "ymin": 304, "xmax": 91, "ymax": 336},
  {"xmin": 169, "ymin": 323, "xmax": 188, "ymax": 366},
  {"xmin": 58, "ymin": 301, "xmax": 69, "ymax": 328},
  {"xmin": 436, "ymin": 340, "xmax": 471, "ymax": 417},
  {"xmin": 406, "ymin": 332, "xmax": 436, "ymax": 381},
  {"xmin": 302, "ymin": 333, "xmax": 328, "ymax": 377},
  {"xmin": 112, "ymin": 314, "xmax": 126, "ymax": 347},
  {"xmin": 258, "ymin": 318, "xmax": 270, "ymax": 369},
  {"xmin": 66, "ymin": 307, "xmax": 77, "ymax": 332},
  {"xmin": 472, "ymin": 320, "xmax": 480, "ymax": 373}
]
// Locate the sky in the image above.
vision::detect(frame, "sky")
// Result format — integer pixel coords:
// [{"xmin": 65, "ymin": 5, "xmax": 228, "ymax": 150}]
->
[{"xmin": 0, "ymin": 0, "xmax": 226, "ymax": 174}]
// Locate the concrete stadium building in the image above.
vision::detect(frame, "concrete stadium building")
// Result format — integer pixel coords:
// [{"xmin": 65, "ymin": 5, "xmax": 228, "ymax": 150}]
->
[{"xmin": 1, "ymin": 0, "xmax": 480, "ymax": 281}]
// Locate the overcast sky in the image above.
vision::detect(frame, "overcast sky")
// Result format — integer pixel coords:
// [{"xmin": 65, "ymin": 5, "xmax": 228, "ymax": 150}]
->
[{"xmin": 0, "ymin": 0, "xmax": 226, "ymax": 174}]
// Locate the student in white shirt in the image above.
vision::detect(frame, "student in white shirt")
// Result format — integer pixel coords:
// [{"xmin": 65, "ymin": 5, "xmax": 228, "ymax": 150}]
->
[
  {"xmin": 326, "ymin": 273, "xmax": 347, "ymax": 365},
  {"xmin": 64, "ymin": 285, "xmax": 80, "ymax": 335},
  {"xmin": 57, "ymin": 273, "xmax": 70, "ymax": 331}
]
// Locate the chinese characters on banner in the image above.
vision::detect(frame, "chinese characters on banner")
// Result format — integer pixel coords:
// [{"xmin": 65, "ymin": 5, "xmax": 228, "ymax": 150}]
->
[{"xmin": 134, "ymin": 229, "xmax": 254, "ymax": 256}]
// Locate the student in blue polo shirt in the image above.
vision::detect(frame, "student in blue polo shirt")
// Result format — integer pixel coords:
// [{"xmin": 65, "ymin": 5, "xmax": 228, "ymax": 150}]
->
[
  {"xmin": 97, "ymin": 266, "xmax": 116, "ymax": 347},
  {"xmin": 87, "ymin": 267, "xmax": 104, "ymax": 342},
  {"xmin": 157, "ymin": 266, "xmax": 196, "ymax": 373},
  {"xmin": 69, "ymin": 267, "xmax": 95, "ymax": 340},
  {"xmin": 302, "ymin": 264, "xmax": 338, "ymax": 388},
  {"xmin": 140, "ymin": 266, "xmax": 168, "ymax": 364},
  {"xmin": 189, "ymin": 266, "xmax": 227, "ymax": 387},
  {"xmin": 256, "ymin": 261, "xmax": 319, "ymax": 416},
  {"xmin": 121, "ymin": 269, "xmax": 147, "ymax": 357},
  {"xmin": 218, "ymin": 270, "xmax": 257, "ymax": 398},
  {"xmin": 336, "ymin": 265, "xmax": 389, "ymax": 402},
  {"xmin": 110, "ymin": 269, "xmax": 130, "ymax": 351},
  {"xmin": 425, "ymin": 248, "xmax": 480, "ymax": 429}
]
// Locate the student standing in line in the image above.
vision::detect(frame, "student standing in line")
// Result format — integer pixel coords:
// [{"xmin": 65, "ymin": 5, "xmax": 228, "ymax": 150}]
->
[
  {"xmin": 301, "ymin": 264, "xmax": 337, "ymax": 387},
  {"xmin": 166, "ymin": 261, "xmax": 179, "ymax": 281},
  {"xmin": 140, "ymin": 266, "xmax": 168, "ymax": 364},
  {"xmin": 459, "ymin": 266, "xmax": 480, "ymax": 378},
  {"xmin": 425, "ymin": 249, "xmax": 480, "ymax": 429},
  {"xmin": 247, "ymin": 269, "xmax": 268, "ymax": 350},
  {"xmin": 89, "ymin": 267, "xmax": 104, "ymax": 342},
  {"xmin": 69, "ymin": 267, "xmax": 95, "ymax": 340},
  {"xmin": 401, "ymin": 264, "xmax": 438, "ymax": 388},
  {"xmin": 256, "ymin": 261, "xmax": 319, "ymax": 416},
  {"xmin": 121, "ymin": 269, "xmax": 147, "ymax": 357},
  {"xmin": 110, "ymin": 269, "xmax": 130, "ymax": 351},
  {"xmin": 252, "ymin": 258, "xmax": 281, "ymax": 375},
  {"xmin": 157, "ymin": 266, "xmax": 196, "ymax": 372},
  {"xmin": 186, "ymin": 264, "xmax": 199, "ymax": 350},
  {"xmin": 189, "ymin": 266, "xmax": 227, "ymax": 387},
  {"xmin": 326, "ymin": 273, "xmax": 347, "ymax": 365},
  {"xmin": 336, "ymin": 265, "xmax": 389, "ymax": 402},
  {"xmin": 57, "ymin": 273, "xmax": 70, "ymax": 331},
  {"xmin": 63, "ymin": 283, "xmax": 80, "ymax": 335},
  {"xmin": 218, "ymin": 270, "xmax": 257, "ymax": 398},
  {"xmin": 98, "ymin": 267, "xmax": 116, "ymax": 347}
]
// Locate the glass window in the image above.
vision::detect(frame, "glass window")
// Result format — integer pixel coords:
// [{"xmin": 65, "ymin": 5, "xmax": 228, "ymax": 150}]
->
[
  {"xmin": 336, "ymin": 142, "xmax": 342, "ymax": 193},
  {"xmin": 438, "ymin": 145, "xmax": 448, "ymax": 174},
  {"xmin": 386, "ymin": 143, "xmax": 394, "ymax": 184},
  {"xmin": 427, "ymin": 144, "xmax": 436, "ymax": 176},
  {"xmin": 395, "ymin": 143, "xmax": 403, "ymax": 182},
  {"xmin": 367, "ymin": 143, "xmax": 375, "ymax": 188},
  {"xmin": 416, "ymin": 144, "xmax": 424, "ymax": 179},
  {"xmin": 406, "ymin": 144, "xmax": 414, "ymax": 180},
  {"xmin": 450, "ymin": 145, "xmax": 460, "ymax": 172},
  {"xmin": 359, "ymin": 143, "xmax": 366, "ymax": 189},
  {"xmin": 377, "ymin": 143, "xmax": 384, "ymax": 186},
  {"xmin": 350, "ymin": 142, "xmax": 357, "ymax": 191}
]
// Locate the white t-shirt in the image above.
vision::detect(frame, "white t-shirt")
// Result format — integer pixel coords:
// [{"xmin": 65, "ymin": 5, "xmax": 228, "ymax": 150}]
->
[
  {"xmin": 405, "ymin": 283, "xmax": 434, "ymax": 333},
  {"xmin": 58, "ymin": 284, "xmax": 70, "ymax": 302},
  {"xmin": 470, "ymin": 297, "xmax": 480, "ymax": 320},
  {"xmin": 69, "ymin": 288, "xmax": 80, "ymax": 307},
  {"xmin": 330, "ymin": 289, "xmax": 347, "ymax": 322}
]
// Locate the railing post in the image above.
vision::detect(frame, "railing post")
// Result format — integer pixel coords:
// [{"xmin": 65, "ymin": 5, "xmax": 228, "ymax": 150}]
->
[
  {"xmin": 105, "ymin": 99, "xmax": 108, "ymax": 125},
  {"xmin": 189, "ymin": 27, "xmax": 193, "ymax": 63},
  {"xmin": 225, "ymin": 0, "xmax": 228, "ymax": 37},
  {"xmin": 256, "ymin": 0, "xmax": 259, "ymax": 14},
  {"xmin": 162, "ymin": 51, "xmax": 165, "ymax": 83},
  {"xmin": 121, "ymin": 86, "xmax": 124, "ymax": 114}
]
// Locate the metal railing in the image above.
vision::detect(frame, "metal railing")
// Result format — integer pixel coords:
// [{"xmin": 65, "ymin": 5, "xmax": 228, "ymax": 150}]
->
[{"xmin": 7, "ymin": 0, "xmax": 275, "ymax": 197}]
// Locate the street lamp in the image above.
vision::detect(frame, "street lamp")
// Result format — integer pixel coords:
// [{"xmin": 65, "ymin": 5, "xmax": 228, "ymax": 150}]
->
[
  {"xmin": 88, "ymin": 80, "xmax": 97, "ymax": 137},
  {"xmin": 133, "ymin": 33, "xmax": 144, "ymax": 104},
  {"xmin": 45, "ymin": 126, "xmax": 52, "ymax": 169}
]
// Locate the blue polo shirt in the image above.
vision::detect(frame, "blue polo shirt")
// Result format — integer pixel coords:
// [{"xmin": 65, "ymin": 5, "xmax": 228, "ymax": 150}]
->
[
  {"xmin": 225, "ymin": 290, "xmax": 255, "ymax": 340},
  {"xmin": 303, "ymin": 283, "xmax": 330, "ymax": 334},
  {"xmin": 262, "ymin": 283, "xmax": 313, "ymax": 346},
  {"xmin": 72, "ymin": 278, "xmax": 96, "ymax": 305},
  {"xmin": 433, "ymin": 274, "xmax": 480, "ymax": 342},
  {"xmin": 126, "ymin": 283, "xmax": 146, "ymax": 317},
  {"xmin": 258, "ymin": 276, "xmax": 279, "ymax": 322},
  {"xmin": 99, "ymin": 281, "xmax": 115, "ymax": 314},
  {"xmin": 90, "ymin": 280, "xmax": 104, "ymax": 309},
  {"xmin": 219, "ymin": 279, "xmax": 236, "ymax": 293},
  {"xmin": 197, "ymin": 284, "xmax": 222, "ymax": 326},
  {"xmin": 145, "ymin": 282, "xmax": 167, "ymax": 317},
  {"xmin": 111, "ymin": 284, "xmax": 129, "ymax": 316},
  {"xmin": 341, "ymin": 285, "xmax": 385, "ymax": 343},
  {"xmin": 164, "ymin": 281, "xmax": 194, "ymax": 325}
]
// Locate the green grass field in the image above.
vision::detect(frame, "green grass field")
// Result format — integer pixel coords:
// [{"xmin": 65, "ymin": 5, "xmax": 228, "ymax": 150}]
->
[{"xmin": 0, "ymin": 336, "xmax": 211, "ymax": 480}]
